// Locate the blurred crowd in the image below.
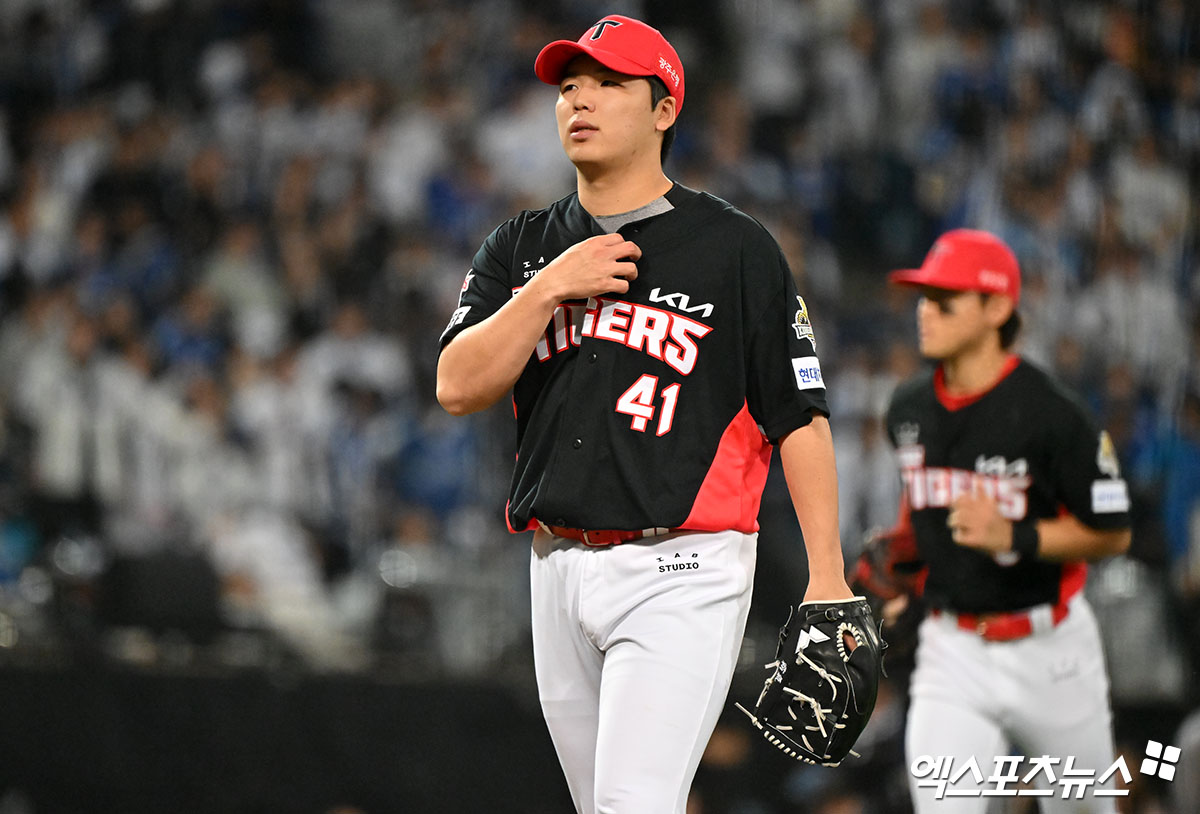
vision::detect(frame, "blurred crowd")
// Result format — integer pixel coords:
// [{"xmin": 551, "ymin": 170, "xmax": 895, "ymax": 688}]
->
[{"xmin": 0, "ymin": 0, "xmax": 1196, "ymax": 811}]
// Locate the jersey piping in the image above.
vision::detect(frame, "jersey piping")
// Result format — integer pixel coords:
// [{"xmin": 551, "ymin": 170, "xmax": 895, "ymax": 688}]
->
[{"xmin": 932, "ymin": 353, "xmax": 1021, "ymax": 411}]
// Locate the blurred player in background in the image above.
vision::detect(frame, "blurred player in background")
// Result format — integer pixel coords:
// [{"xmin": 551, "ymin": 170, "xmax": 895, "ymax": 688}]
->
[{"xmin": 880, "ymin": 229, "xmax": 1132, "ymax": 812}]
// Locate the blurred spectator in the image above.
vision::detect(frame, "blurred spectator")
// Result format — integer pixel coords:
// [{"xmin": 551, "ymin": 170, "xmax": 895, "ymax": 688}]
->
[
  {"xmin": 105, "ymin": 194, "xmax": 181, "ymax": 318},
  {"xmin": 1161, "ymin": 389, "xmax": 1200, "ymax": 601},
  {"xmin": 315, "ymin": 180, "xmax": 392, "ymax": 302},
  {"xmin": 935, "ymin": 25, "xmax": 1004, "ymax": 153},
  {"xmin": 207, "ymin": 506, "xmax": 365, "ymax": 670},
  {"xmin": 228, "ymin": 344, "xmax": 331, "ymax": 522},
  {"xmin": 1074, "ymin": 237, "xmax": 1190, "ymax": 408},
  {"xmin": 829, "ymin": 347, "xmax": 904, "ymax": 556},
  {"xmin": 1108, "ymin": 132, "xmax": 1189, "ymax": 272},
  {"xmin": 150, "ymin": 283, "xmax": 226, "ymax": 373},
  {"xmin": 1168, "ymin": 61, "xmax": 1200, "ymax": 184},
  {"xmin": 812, "ymin": 8, "xmax": 881, "ymax": 157},
  {"xmin": 1078, "ymin": 8, "xmax": 1151, "ymax": 153},
  {"xmin": 722, "ymin": 0, "xmax": 813, "ymax": 121},
  {"xmin": 884, "ymin": 1, "xmax": 957, "ymax": 164},
  {"xmin": 367, "ymin": 87, "xmax": 453, "ymax": 225},
  {"xmin": 200, "ymin": 215, "xmax": 287, "ymax": 358},
  {"xmin": 167, "ymin": 144, "xmax": 235, "ymax": 269},
  {"xmin": 12, "ymin": 312, "xmax": 112, "ymax": 543},
  {"xmin": 295, "ymin": 300, "xmax": 411, "ymax": 406}
]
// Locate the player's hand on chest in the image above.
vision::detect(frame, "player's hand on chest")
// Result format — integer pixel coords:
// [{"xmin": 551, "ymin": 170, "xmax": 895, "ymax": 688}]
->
[{"xmin": 540, "ymin": 234, "xmax": 642, "ymax": 300}]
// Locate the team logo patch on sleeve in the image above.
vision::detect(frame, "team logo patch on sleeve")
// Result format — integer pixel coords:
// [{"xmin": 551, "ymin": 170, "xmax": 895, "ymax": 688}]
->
[
  {"xmin": 791, "ymin": 295, "xmax": 816, "ymax": 348},
  {"xmin": 792, "ymin": 356, "xmax": 824, "ymax": 391},
  {"xmin": 1096, "ymin": 430, "xmax": 1121, "ymax": 478},
  {"xmin": 1092, "ymin": 431, "xmax": 1129, "ymax": 513}
]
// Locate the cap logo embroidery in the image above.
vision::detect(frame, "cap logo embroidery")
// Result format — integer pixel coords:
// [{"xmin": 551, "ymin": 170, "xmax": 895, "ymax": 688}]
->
[
  {"xmin": 590, "ymin": 19, "xmax": 622, "ymax": 40},
  {"xmin": 659, "ymin": 55, "xmax": 680, "ymax": 87},
  {"xmin": 978, "ymin": 269, "xmax": 1008, "ymax": 290}
]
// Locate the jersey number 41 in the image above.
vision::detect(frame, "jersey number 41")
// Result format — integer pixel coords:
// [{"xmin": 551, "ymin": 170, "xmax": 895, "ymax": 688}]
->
[{"xmin": 616, "ymin": 374, "xmax": 681, "ymax": 436}]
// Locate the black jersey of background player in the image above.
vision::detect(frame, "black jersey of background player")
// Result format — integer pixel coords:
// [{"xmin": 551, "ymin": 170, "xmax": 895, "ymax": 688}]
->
[
  {"xmin": 439, "ymin": 184, "xmax": 828, "ymax": 534},
  {"xmin": 885, "ymin": 356, "xmax": 1132, "ymax": 613}
]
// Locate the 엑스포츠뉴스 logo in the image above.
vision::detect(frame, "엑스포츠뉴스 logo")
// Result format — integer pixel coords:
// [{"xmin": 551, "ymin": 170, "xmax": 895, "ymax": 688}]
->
[{"xmin": 1140, "ymin": 740, "xmax": 1181, "ymax": 781}]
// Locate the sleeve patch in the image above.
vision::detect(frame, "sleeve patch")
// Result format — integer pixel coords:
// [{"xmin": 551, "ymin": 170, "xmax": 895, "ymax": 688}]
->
[
  {"xmin": 441, "ymin": 305, "xmax": 471, "ymax": 340},
  {"xmin": 792, "ymin": 356, "xmax": 824, "ymax": 391},
  {"xmin": 792, "ymin": 295, "xmax": 816, "ymax": 349},
  {"xmin": 1096, "ymin": 430, "xmax": 1121, "ymax": 478},
  {"xmin": 1091, "ymin": 479, "xmax": 1130, "ymax": 514}
]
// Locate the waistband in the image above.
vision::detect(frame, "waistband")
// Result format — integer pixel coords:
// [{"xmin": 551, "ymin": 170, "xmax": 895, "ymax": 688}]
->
[
  {"xmin": 931, "ymin": 586, "xmax": 1081, "ymax": 642},
  {"xmin": 538, "ymin": 522, "xmax": 675, "ymax": 547}
]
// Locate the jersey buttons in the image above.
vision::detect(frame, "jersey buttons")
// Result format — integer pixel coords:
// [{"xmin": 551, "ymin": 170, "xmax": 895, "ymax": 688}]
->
[
  {"xmin": 589, "ymin": 352, "xmax": 597, "ymax": 363},
  {"xmin": 572, "ymin": 438, "xmax": 583, "ymax": 449}
]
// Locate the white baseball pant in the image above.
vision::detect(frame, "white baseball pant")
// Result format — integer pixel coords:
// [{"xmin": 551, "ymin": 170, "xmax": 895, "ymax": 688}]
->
[
  {"xmin": 530, "ymin": 527, "xmax": 756, "ymax": 814},
  {"xmin": 906, "ymin": 594, "xmax": 1119, "ymax": 814}
]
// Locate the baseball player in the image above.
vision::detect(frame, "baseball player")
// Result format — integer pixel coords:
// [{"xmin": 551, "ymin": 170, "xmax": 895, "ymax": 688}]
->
[
  {"xmin": 436, "ymin": 15, "xmax": 855, "ymax": 813},
  {"xmin": 881, "ymin": 229, "xmax": 1133, "ymax": 812}
]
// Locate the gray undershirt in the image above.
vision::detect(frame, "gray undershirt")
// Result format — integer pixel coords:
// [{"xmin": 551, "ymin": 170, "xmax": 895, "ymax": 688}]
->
[{"xmin": 592, "ymin": 196, "xmax": 674, "ymax": 234}]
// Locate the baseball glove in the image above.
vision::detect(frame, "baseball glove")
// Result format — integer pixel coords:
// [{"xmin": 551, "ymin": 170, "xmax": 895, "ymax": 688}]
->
[
  {"xmin": 736, "ymin": 597, "xmax": 885, "ymax": 766},
  {"xmin": 853, "ymin": 523, "xmax": 926, "ymax": 602}
]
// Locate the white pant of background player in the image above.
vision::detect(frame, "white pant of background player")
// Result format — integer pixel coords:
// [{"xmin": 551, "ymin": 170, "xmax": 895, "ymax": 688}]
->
[
  {"xmin": 530, "ymin": 528, "xmax": 756, "ymax": 814},
  {"xmin": 906, "ymin": 594, "xmax": 1119, "ymax": 814}
]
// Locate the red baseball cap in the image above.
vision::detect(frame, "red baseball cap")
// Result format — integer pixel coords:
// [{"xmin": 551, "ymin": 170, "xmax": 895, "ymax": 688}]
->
[
  {"xmin": 534, "ymin": 15, "xmax": 685, "ymax": 112},
  {"xmin": 889, "ymin": 229, "xmax": 1021, "ymax": 303}
]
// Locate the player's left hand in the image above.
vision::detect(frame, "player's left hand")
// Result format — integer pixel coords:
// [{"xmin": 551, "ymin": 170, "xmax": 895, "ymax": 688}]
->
[{"xmin": 946, "ymin": 493, "xmax": 1013, "ymax": 555}]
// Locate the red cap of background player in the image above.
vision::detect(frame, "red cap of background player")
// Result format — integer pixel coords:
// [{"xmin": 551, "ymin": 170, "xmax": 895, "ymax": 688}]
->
[
  {"xmin": 534, "ymin": 15, "xmax": 685, "ymax": 113},
  {"xmin": 889, "ymin": 229, "xmax": 1021, "ymax": 304}
]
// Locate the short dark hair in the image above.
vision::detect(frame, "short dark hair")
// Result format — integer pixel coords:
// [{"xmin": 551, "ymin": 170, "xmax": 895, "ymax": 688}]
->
[
  {"xmin": 977, "ymin": 293, "xmax": 1022, "ymax": 348},
  {"xmin": 648, "ymin": 76, "xmax": 677, "ymax": 165},
  {"xmin": 998, "ymin": 309, "xmax": 1022, "ymax": 349}
]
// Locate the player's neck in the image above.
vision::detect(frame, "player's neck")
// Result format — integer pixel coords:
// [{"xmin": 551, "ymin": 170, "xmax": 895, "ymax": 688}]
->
[
  {"xmin": 575, "ymin": 163, "xmax": 673, "ymax": 217},
  {"xmin": 939, "ymin": 344, "xmax": 1015, "ymax": 397}
]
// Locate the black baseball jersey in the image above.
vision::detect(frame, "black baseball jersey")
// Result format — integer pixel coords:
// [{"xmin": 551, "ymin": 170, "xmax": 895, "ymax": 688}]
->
[
  {"xmin": 439, "ymin": 184, "xmax": 828, "ymax": 533},
  {"xmin": 885, "ymin": 356, "xmax": 1131, "ymax": 613}
]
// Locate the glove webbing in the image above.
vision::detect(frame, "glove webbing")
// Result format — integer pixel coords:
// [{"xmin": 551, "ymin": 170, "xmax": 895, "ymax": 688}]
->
[{"xmin": 735, "ymin": 651, "xmax": 849, "ymax": 756}]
